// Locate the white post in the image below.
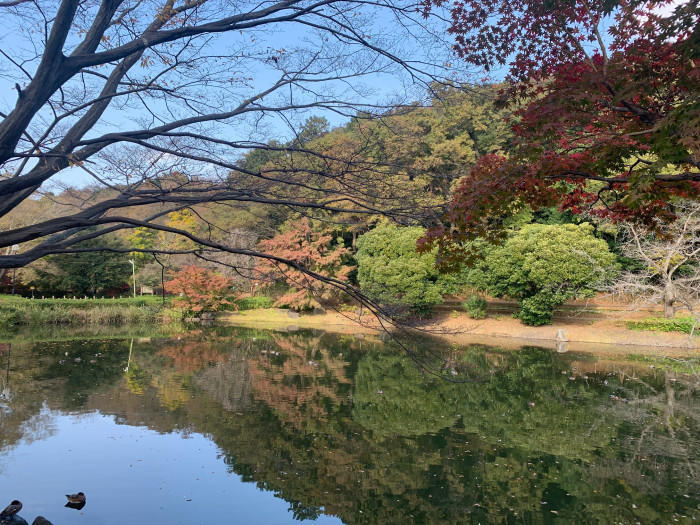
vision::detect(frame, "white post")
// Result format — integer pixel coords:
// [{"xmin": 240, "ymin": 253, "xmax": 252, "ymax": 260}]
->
[{"xmin": 129, "ymin": 259, "xmax": 136, "ymax": 298}]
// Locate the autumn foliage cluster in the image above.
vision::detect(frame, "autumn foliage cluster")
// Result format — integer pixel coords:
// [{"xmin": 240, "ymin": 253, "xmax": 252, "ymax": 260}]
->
[
  {"xmin": 421, "ymin": 0, "xmax": 699, "ymax": 266},
  {"xmin": 256, "ymin": 219, "xmax": 353, "ymax": 310},
  {"xmin": 164, "ymin": 266, "xmax": 233, "ymax": 314}
]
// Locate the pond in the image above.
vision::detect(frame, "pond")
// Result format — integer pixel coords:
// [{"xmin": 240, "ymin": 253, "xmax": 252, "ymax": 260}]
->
[{"xmin": 0, "ymin": 326, "xmax": 697, "ymax": 524}]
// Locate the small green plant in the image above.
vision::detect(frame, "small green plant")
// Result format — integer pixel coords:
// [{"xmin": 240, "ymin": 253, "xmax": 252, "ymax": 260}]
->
[
  {"xmin": 463, "ymin": 295, "xmax": 487, "ymax": 319},
  {"xmin": 0, "ymin": 306, "xmax": 21, "ymax": 330},
  {"xmin": 235, "ymin": 296, "xmax": 274, "ymax": 310},
  {"xmin": 627, "ymin": 317, "xmax": 698, "ymax": 335}
]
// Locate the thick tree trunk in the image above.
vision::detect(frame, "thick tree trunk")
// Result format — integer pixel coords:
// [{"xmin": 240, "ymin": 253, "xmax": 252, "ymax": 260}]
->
[{"xmin": 663, "ymin": 284, "xmax": 676, "ymax": 318}]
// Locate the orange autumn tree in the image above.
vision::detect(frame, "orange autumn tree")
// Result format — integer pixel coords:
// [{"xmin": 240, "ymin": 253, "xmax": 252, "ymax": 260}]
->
[
  {"xmin": 158, "ymin": 339, "xmax": 229, "ymax": 373},
  {"xmin": 256, "ymin": 219, "xmax": 353, "ymax": 310},
  {"xmin": 165, "ymin": 266, "xmax": 233, "ymax": 314}
]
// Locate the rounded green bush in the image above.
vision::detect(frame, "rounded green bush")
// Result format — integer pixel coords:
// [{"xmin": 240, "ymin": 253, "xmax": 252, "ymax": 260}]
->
[
  {"xmin": 463, "ymin": 295, "xmax": 487, "ymax": 319},
  {"xmin": 478, "ymin": 223, "xmax": 619, "ymax": 326},
  {"xmin": 356, "ymin": 224, "xmax": 446, "ymax": 316}
]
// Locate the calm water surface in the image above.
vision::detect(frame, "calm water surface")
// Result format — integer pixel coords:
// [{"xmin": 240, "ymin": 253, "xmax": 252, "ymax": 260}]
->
[{"xmin": 0, "ymin": 326, "xmax": 697, "ymax": 524}]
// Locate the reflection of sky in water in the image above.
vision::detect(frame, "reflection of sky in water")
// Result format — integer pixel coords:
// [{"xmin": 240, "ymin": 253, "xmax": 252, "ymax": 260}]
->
[{"xmin": 0, "ymin": 410, "xmax": 342, "ymax": 525}]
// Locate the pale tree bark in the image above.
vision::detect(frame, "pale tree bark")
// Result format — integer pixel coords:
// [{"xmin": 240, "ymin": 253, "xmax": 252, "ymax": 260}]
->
[{"xmin": 612, "ymin": 200, "xmax": 700, "ymax": 331}]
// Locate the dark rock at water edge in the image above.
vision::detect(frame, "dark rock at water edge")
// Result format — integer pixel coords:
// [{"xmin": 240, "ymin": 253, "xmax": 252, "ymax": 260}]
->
[
  {"xmin": 32, "ymin": 518, "xmax": 53, "ymax": 525},
  {"xmin": 0, "ymin": 515, "xmax": 28, "ymax": 525}
]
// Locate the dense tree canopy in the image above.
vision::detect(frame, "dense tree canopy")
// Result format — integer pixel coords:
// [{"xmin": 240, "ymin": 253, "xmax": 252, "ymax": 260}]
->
[
  {"xmin": 2, "ymin": 0, "xmax": 695, "ymax": 320},
  {"xmin": 421, "ymin": 0, "xmax": 699, "ymax": 265},
  {"xmin": 468, "ymin": 223, "xmax": 619, "ymax": 325},
  {"xmin": 37, "ymin": 234, "xmax": 131, "ymax": 295}
]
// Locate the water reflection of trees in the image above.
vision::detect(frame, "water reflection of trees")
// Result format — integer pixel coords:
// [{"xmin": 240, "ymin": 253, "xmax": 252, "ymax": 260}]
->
[
  {"xmin": 585, "ymin": 370, "xmax": 700, "ymax": 523},
  {"xmin": 0, "ymin": 339, "xmax": 131, "ymax": 454},
  {"xmin": 1, "ymin": 330, "xmax": 698, "ymax": 523},
  {"xmin": 247, "ymin": 333, "xmax": 354, "ymax": 431}
]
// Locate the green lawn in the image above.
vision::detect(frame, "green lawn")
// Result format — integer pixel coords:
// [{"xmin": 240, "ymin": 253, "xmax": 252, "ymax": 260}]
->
[
  {"xmin": 0, "ymin": 294, "xmax": 169, "ymax": 308},
  {"xmin": 626, "ymin": 316, "xmax": 698, "ymax": 336}
]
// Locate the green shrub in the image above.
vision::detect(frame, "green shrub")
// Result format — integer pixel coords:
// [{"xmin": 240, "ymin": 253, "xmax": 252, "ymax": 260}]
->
[
  {"xmin": 473, "ymin": 223, "xmax": 619, "ymax": 326},
  {"xmin": 356, "ymin": 224, "xmax": 447, "ymax": 316},
  {"xmin": 0, "ymin": 306, "xmax": 22, "ymax": 330},
  {"xmin": 463, "ymin": 295, "xmax": 487, "ymax": 319},
  {"xmin": 627, "ymin": 317, "xmax": 698, "ymax": 335},
  {"xmin": 235, "ymin": 296, "xmax": 274, "ymax": 310},
  {"xmin": 161, "ymin": 307, "xmax": 184, "ymax": 324},
  {"xmin": 518, "ymin": 292, "xmax": 562, "ymax": 326}
]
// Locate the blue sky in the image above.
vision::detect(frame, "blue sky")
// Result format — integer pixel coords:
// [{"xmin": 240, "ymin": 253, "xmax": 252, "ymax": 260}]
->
[
  {"xmin": 0, "ymin": 1, "xmax": 465, "ymax": 190},
  {"xmin": 5, "ymin": 0, "xmax": 684, "ymax": 191}
]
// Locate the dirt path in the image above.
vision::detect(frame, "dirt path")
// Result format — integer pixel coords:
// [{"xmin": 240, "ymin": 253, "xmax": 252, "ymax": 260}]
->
[{"xmin": 221, "ymin": 308, "xmax": 699, "ymax": 357}]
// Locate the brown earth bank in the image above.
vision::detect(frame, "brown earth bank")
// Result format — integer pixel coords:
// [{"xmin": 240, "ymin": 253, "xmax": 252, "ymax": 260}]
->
[{"xmin": 221, "ymin": 307, "xmax": 699, "ymax": 358}]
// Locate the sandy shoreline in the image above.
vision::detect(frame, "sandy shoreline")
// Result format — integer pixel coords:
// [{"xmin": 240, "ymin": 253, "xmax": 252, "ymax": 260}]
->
[{"xmin": 221, "ymin": 308, "xmax": 700, "ymax": 357}]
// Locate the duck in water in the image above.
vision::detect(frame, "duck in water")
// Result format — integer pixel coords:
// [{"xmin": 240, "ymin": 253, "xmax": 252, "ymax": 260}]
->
[
  {"xmin": 64, "ymin": 493, "xmax": 85, "ymax": 510},
  {"xmin": 65, "ymin": 493, "xmax": 85, "ymax": 505}
]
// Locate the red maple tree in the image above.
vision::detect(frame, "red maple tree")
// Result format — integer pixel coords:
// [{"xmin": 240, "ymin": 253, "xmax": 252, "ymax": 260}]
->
[
  {"xmin": 420, "ymin": 0, "xmax": 699, "ymax": 265},
  {"xmin": 164, "ymin": 265, "xmax": 233, "ymax": 313}
]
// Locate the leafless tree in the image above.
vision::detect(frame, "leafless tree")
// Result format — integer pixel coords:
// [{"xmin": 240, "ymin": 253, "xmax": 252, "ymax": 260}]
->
[
  {"xmin": 612, "ymin": 200, "xmax": 700, "ymax": 329},
  {"xmin": 0, "ymin": 0, "xmax": 460, "ymax": 308}
]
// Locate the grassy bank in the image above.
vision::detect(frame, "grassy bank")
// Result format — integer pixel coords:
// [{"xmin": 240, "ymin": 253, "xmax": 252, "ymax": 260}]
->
[
  {"xmin": 0, "ymin": 294, "xmax": 170, "ymax": 329},
  {"xmin": 627, "ymin": 316, "xmax": 698, "ymax": 335},
  {"xmin": 0, "ymin": 293, "xmax": 283, "ymax": 331}
]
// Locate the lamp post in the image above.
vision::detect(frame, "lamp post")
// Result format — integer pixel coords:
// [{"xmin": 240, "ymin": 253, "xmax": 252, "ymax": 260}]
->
[
  {"xmin": 9, "ymin": 245, "xmax": 18, "ymax": 295},
  {"xmin": 128, "ymin": 259, "xmax": 136, "ymax": 298}
]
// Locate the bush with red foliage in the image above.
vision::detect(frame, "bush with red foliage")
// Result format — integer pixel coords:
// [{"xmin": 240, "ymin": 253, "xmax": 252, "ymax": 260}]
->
[{"xmin": 164, "ymin": 266, "xmax": 233, "ymax": 314}]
